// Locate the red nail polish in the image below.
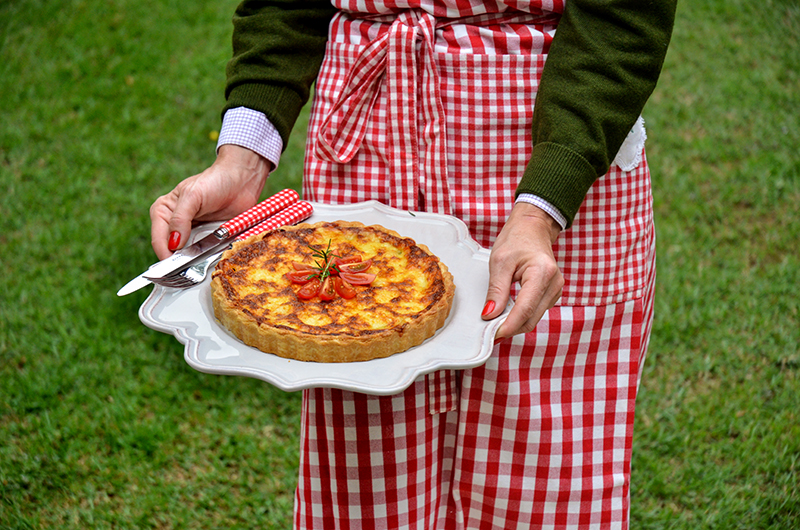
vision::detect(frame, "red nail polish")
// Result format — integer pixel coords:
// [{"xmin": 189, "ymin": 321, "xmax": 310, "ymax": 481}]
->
[
  {"xmin": 168, "ymin": 231, "xmax": 181, "ymax": 251},
  {"xmin": 481, "ymin": 300, "xmax": 495, "ymax": 317}
]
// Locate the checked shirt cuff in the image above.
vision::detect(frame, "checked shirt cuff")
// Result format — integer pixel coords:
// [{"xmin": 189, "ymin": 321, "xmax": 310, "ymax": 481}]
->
[
  {"xmin": 217, "ymin": 107, "xmax": 283, "ymax": 170},
  {"xmin": 516, "ymin": 194, "xmax": 567, "ymax": 230}
]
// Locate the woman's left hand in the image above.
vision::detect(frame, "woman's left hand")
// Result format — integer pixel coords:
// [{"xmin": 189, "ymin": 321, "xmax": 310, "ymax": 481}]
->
[{"xmin": 481, "ymin": 202, "xmax": 564, "ymax": 340}]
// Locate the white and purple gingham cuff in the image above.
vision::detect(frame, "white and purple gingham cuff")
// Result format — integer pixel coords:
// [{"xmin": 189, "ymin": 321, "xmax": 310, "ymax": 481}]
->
[
  {"xmin": 217, "ymin": 107, "xmax": 283, "ymax": 170},
  {"xmin": 515, "ymin": 193, "xmax": 567, "ymax": 230}
]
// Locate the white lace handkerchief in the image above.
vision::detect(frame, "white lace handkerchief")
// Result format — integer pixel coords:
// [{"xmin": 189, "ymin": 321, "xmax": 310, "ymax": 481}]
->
[{"xmin": 613, "ymin": 116, "xmax": 647, "ymax": 172}]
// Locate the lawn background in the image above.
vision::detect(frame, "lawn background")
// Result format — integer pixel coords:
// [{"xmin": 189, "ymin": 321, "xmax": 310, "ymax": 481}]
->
[{"xmin": 1, "ymin": 0, "xmax": 798, "ymax": 528}]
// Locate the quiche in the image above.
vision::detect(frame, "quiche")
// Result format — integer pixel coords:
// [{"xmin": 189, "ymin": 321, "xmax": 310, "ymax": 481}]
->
[{"xmin": 210, "ymin": 221, "xmax": 455, "ymax": 362}]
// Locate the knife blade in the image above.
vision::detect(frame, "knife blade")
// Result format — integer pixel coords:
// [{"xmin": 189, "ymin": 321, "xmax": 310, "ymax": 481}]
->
[
  {"xmin": 117, "ymin": 189, "xmax": 299, "ymax": 296},
  {"xmin": 117, "ymin": 232, "xmax": 232, "ymax": 296}
]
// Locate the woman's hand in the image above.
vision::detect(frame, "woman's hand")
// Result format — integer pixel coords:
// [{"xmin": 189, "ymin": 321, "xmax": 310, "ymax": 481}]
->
[
  {"xmin": 481, "ymin": 201, "xmax": 564, "ymax": 340},
  {"xmin": 149, "ymin": 145, "xmax": 272, "ymax": 259}
]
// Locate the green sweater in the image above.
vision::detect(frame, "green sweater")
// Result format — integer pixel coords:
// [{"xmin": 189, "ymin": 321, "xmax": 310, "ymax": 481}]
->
[{"xmin": 223, "ymin": 0, "xmax": 676, "ymax": 227}]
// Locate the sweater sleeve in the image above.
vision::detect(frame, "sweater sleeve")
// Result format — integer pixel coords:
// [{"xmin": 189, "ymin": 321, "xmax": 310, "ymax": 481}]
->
[
  {"xmin": 516, "ymin": 0, "xmax": 677, "ymax": 227},
  {"xmin": 223, "ymin": 0, "xmax": 337, "ymax": 149}
]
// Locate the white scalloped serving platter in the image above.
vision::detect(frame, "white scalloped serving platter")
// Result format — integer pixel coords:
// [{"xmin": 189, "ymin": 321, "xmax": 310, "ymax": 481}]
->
[{"xmin": 139, "ymin": 201, "xmax": 508, "ymax": 395}]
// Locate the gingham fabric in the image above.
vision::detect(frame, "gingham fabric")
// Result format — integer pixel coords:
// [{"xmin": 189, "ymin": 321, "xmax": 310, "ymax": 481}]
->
[
  {"xmin": 297, "ymin": 2, "xmax": 656, "ymax": 528},
  {"xmin": 295, "ymin": 284, "xmax": 654, "ymax": 529}
]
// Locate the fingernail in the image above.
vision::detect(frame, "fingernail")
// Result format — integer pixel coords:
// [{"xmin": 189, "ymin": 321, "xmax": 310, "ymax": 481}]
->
[
  {"xmin": 168, "ymin": 231, "xmax": 181, "ymax": 251},
  {"xmin": 481, "ymin": 300, "xmax": 496, "ymax": 317}
]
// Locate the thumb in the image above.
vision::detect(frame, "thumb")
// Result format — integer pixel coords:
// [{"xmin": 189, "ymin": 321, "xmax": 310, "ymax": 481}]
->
[
  {"xmin": 165, "ymin": 189, "xmax": 204, "ymax": 252},
  {"xmin": 481, "ymin": 265, "xmax": 513, "ymax": 321}
]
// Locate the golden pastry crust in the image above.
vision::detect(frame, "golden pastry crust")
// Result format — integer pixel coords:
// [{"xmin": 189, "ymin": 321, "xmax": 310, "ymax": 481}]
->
[{"xmin": 210, "ymin": 221, "xmax": 455, "ymax": 362}]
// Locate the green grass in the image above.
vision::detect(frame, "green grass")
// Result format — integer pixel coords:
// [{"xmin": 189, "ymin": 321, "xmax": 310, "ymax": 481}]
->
[
  {"xmin": 1, "ymin": 0, "xmax": 798, "ymax": 528},
  {"xmin": 632, "ymin": 0, "xmax": 800, "ymax": 527}
]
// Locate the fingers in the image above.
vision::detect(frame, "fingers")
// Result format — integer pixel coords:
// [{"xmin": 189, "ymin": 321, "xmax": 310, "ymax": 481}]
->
[
  {"xmin": 481, "ymin": 201, "xmax": 563, "ymax": 340},
  {"xmin": 495, "ymin": 262, "xmax": 563, "ymax": 339},
  {"xmin": 148, "ymin": 146, "xmax": 270, "ymax": 259}
]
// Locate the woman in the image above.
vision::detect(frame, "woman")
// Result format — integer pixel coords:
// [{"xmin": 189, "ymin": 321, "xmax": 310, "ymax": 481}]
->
[{"xmin": 150, "ymin": 1, "xmax": 676, "ymax": 527}]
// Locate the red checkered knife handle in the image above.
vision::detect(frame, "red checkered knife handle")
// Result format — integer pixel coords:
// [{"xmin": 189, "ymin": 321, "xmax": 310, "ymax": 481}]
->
[
  {"xmin": 214, "ymin": 188, "xmax": 300, "ymax": 238},
  {"xmin": 234, "ymin": 201, "xmax": 314, "ymax": 241}
]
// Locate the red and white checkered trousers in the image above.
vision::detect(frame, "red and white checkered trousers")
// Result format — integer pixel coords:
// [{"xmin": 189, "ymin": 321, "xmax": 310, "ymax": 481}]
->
[{"xmin": 297, "ymin": 4, "xmax": 656, "ymax": 528}]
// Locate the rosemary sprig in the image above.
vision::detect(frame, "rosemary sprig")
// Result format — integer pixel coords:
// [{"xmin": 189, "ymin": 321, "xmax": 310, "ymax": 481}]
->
[{"xmin": 307, "ymin": 240, "xmax": 340, "ymax": 281}]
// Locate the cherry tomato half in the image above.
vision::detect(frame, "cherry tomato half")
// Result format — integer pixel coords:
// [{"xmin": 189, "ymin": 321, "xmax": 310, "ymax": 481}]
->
[
  {"xmin": 332, "ymin": 276, "xmax": 356, "ymax": 299},
  {"xmin": 292, "ymin": 262, "xmax": 316, "ymax": 272},
  {"xmin": 325, "ymin": 258, "xmax": 340, "ymax": 276},
  {"xmin": 286, "ymin": 271, "xmax": 317, "ymax": 284},
  {"xmin": 333, "ymin": 255, "xmax": 362, "ymax": 267},
  {"xmin": 339, "ymin": 272, "xmax": 376, "ymax": 285},
  {"xmin": 319, "ymin": 277, "xmax": 337, "ymax": 301},
  {"xmin": 338, "ymin": 259, "xmax": 372, "ymax": 274},
  {"xmin": 296, "ymin": 278, "xmax": 321, "ymax": 300}
]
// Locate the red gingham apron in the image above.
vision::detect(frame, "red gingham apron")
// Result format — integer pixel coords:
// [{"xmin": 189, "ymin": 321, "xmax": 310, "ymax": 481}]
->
[{"xmin": 298, "ymin": 2, "xmax": 656, "ymax": 528}]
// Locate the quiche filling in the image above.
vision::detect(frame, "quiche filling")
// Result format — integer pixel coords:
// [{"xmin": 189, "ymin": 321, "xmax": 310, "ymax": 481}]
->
[{"xmin": 210, "ymin": 221, "xmax": 455, "ymax": 362}]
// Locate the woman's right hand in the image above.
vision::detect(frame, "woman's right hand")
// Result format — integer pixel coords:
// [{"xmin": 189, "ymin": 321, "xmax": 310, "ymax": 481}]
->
[{"xmin": 149, "ymin": 145, "xmax": 272, "ymax": 259}]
